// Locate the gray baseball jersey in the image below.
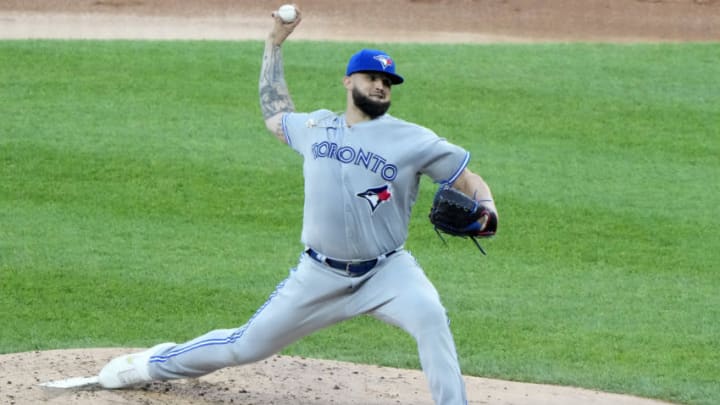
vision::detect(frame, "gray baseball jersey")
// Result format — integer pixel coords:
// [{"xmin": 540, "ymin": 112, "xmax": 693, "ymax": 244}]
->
[{"xmin": 282, "ymin": 109, "xmax": 469, "ymax": 260}]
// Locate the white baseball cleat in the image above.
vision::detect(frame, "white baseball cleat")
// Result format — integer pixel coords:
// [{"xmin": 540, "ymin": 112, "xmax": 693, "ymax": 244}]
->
[{"xmin": 98, "ymin": 342, "xmax": 175, "ymax": 389}]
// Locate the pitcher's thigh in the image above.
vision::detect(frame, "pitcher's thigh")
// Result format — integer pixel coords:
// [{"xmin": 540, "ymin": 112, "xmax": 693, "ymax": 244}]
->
[
  {"xmin": 364, "ymin": 254, "xmax": 450, "ymax": 337},
  {"xmin": 238, "ymin": 264, "xmax": 353, "ymax": 355},
  {"xmin": 150, "ymin": 260, "xmax": 361, "ymax": 379}
]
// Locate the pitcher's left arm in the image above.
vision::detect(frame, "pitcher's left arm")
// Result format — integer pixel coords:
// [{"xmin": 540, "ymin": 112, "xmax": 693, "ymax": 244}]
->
[{"xmin": 451, "ymin": 168, "xmax": 498, "ymax": 233}]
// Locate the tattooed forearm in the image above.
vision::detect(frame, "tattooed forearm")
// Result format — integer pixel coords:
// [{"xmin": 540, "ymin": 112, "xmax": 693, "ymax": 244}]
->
[{"xmin": 259, "ymin": 42, "xmax": 295, "ymax": 120}]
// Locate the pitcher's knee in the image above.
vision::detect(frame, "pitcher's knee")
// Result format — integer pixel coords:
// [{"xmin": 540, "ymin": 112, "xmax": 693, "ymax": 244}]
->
[
  {"xmin": 405, "ymin": 298, "xmax": 451, "ymax": 335},
  {"xmin": 226, "ymin": 339, "xmax": 280, "ymax": 365}
]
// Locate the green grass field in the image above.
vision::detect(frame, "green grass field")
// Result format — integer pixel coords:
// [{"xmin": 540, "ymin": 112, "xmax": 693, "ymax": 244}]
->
[{"xmin": 1, "ymin": 40, "xmax": 718, "ymax": 405}]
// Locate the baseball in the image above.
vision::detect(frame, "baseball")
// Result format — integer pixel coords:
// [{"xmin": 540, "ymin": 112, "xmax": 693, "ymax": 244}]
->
[{"xmin": 277, "ymin": 4, "xmax": 297, "ymax": 23}]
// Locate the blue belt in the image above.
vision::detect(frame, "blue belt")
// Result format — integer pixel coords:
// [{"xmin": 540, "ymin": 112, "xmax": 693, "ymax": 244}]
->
[{"xmin": 305, "ymin": 248, "xmax": 398, "ymax": 277}]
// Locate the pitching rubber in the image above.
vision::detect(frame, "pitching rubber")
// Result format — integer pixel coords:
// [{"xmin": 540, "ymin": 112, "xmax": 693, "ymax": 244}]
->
[{"xmin": 38, "ymin": 376, "xmax": 100, "ymax": 389}]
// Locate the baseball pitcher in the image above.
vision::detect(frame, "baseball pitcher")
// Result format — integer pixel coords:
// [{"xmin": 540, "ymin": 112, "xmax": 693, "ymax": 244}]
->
[{"xmin": 96, "ymin": 5, "xmax": 498, "ymax": 405}]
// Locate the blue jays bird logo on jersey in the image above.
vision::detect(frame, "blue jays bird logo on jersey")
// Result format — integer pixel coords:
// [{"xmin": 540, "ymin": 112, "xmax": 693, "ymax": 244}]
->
[
  {"xmin": 357, "ymin": 184, "xmax": 392, "ymax": 213},
  {"xmin": 373, "ymin": 55, "xmax": 393, "ymax": 71}
]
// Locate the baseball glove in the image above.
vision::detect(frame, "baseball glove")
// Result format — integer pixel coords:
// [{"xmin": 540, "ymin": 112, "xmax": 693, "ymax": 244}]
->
[{"xmin": 428, "ymin": 187, "xmax": 498, "ymax": 254}]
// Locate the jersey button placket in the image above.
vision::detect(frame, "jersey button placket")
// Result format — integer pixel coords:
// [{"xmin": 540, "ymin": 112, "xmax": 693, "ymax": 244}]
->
[
  {"xmin": 343, "ymin": 199, "xmax": 355, "ymax": 242},
  {"xmin": 340, "ymin": 146, "xmax": 356, "ymax": 244}
]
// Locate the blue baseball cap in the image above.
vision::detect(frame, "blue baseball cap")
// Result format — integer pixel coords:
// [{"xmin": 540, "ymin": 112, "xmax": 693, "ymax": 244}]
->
[{"xmin": 345, "ymin": 49, "xmax": 404, "ymax": 85}]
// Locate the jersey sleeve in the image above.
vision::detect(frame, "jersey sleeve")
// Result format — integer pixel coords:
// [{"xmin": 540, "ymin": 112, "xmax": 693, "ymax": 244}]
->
[
  {"xmin": 280, "ymin": 112, "xmax": 310, "ymax": 151},
  {"xmin": 416, "ymin": 130, "xmax": 470, "ymax": 185},
  {"xmin": 281, "ymin": 109, "xmax": 336, "ymax": 154}
]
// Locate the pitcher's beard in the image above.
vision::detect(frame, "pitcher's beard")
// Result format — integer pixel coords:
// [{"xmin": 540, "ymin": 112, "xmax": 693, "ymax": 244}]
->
[{"xmin": 352, "ymin": 88, "xmax": 391, "ymax": 119}]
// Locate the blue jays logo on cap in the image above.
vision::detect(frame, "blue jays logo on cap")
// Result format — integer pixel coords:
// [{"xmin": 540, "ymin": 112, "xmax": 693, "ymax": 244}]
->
[
  {"xmin": 373, "ymin": 54, "xmax": 393, "ymax": 70},
  {"xmin": 346, "ymin": 49, "xmax": 404, "ymax": 85}
]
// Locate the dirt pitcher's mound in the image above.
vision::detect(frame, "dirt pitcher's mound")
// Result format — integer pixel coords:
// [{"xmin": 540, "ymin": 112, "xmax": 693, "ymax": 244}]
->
[{"xmin": 1, "ymin": 348, "xmax": 675, "ymax": 405}]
